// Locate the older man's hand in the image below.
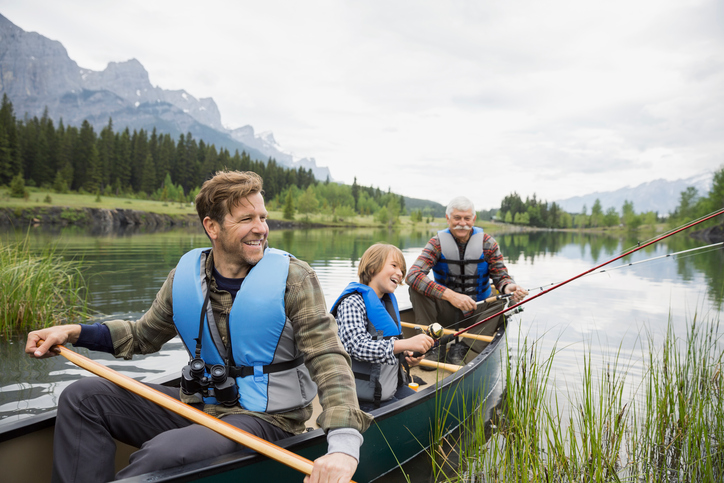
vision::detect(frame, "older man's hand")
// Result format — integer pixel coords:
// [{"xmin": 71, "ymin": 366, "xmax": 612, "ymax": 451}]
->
[
  {"xmin": 443, "ymin": 289, "xmax": 477, "ymax": 313},
  {"xmin": 504, "ymin": 284, "xmax": 529, "ymax": 303}
]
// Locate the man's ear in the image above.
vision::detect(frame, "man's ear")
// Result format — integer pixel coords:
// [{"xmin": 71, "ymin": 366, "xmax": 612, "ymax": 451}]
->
[{"xmin": 202, "ymin": 216, "xmax": 219, "ymax": 240}]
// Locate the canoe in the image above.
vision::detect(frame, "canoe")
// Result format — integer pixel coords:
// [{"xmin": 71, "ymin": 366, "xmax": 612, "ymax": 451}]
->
[{"xmin": 0, "ymin": 305, "xmax": 507, "ymax": 483}]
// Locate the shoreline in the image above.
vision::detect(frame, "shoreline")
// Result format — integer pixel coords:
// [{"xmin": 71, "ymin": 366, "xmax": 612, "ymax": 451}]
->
[
  {"xmin": 3, "ymin": 205, "xmax": 718, "ymax": 241},
  {"xmin": 0, "ymin": 206, "xmax": 334, "ymax": 230}
]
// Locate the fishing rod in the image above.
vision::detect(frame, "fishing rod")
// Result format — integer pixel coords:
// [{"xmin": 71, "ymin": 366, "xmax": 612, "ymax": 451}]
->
[
  {"xmin": 451, "ymin": 207, "xmax": 724, "ymax": 339},
  {"xmin": 527, "ymin": 241, "xmax": 724, "ymax": 292}
]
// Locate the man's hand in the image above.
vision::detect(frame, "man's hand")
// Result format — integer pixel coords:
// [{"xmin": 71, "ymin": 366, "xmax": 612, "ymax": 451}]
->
[
  {"xmin": 303, "ymin": 452, "xmax": 357, "ymax": 483},
  {"xmin": 443, "ymin": 289, "xmax": 476, "ymax": 313},
  {"xmin": 25, "ymin": 325, "xmax": 81, "ymax": 358},
  {"xmin": 504, "ymin": 284, "xmax": 529, "ymax": 304}
]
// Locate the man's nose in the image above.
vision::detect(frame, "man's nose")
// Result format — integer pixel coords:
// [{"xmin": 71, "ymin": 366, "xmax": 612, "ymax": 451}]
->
[{"xmin": 251, "ymin": 217, "xmax": 267, "ymax": 232}]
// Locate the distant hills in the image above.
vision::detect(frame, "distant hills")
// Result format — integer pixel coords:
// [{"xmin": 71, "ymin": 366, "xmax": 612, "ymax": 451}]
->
[
  {"xmin": 0, "ymin": 14, "xmax": 331, "ymax": 180},
  {"xmin": 554, "ymin": 171, "xmax": 714, "ymax": 215}
]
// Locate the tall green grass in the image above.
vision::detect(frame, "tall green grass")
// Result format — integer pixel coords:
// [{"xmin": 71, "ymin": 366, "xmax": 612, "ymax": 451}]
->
[
  {"xmin": 0, "ymin": 238, "xmax": 89, "ymax": 337},
  {"xmin": 449, "ymin": 318, "xmax": 723, "ymax": 482}
]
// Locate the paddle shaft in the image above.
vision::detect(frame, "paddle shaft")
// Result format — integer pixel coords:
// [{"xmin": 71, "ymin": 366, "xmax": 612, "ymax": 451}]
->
[
  {"xmin": 400, "ymin": 322, "xmax": 493, "ymax": 343},
  {"xmin": 453, "ymin": 207, "xmax": 724, "ymax": 338},
  {"xmin": 417, "ymin": 359, "xmax": 461, "ymax": 372},
  {"xmin": 47, "ymin": 343, "xmax": 349, "ymax": 480}
]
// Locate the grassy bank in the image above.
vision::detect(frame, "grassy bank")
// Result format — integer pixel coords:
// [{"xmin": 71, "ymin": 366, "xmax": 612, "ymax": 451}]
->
[
  {"xmin": 0, "ymin": 187, "xmax": 198, "ymax": 216},
  {"xmin": 2, "ymin": 187, "xmax": 511, "ymax": 231},
  {"xmin": 0, "ymin": 237, "xmax": 89, "ymax": 337},
  {"xmin": 438, "ymin": 318, "xmax": 723, "ymax": 482}
]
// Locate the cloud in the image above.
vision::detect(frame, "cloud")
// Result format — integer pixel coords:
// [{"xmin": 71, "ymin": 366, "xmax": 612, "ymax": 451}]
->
[{"xmin": 2, "ymin": 0, "xmax": 723, "ymax": 208}]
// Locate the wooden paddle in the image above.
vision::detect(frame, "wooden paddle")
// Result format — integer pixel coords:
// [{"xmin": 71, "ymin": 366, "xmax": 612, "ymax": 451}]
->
[
  {"xmin": 417, "ymin": 359, "xmax": 461, "ymax": 372},
  {"xmin": 400, "ymin": 322, "xmax": 493, "ymax": 343},
  {"xmin": 44, "ymin": 342, "xmax": 356, "ymax": 481}
]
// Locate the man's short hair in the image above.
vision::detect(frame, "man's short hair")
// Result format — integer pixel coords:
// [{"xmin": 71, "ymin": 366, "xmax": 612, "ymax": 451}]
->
[
  {"xmin": 195, "ymin": 170, "xmax": 264, "ymax": 224},
  {"xmin": 358, "ymin": 243, "xmax": 407, "ymax": 286},
  {"xmin": 446, "ymin": 196, "xmax": 475, "ymax": 216}
]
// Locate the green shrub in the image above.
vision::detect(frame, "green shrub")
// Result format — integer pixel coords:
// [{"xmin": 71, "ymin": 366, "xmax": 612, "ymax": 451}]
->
[{"xmin": 0, "ymin": 239, "xmax": 89, "ymax": 337}]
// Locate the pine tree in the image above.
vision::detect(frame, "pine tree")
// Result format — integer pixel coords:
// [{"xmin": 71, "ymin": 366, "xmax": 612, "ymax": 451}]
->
[
  {"xmin": 73, "ymin": 120, "xmax": 100, "ymax": 192},
  {"xmin": 113, "ymin": 129, "xmax": 132, "ymax": 191},
  {"xmin": 155, "ymin": 134, "xmax": 174, "ymax": 189},
  {"xmin": 130, "ymin": 129, "xmax": 148, "ymax": 192},
  {"xmin": 140, "ymin": 153, "xmax": 156, "ymax": 195},
  {"xmin": 283, "ymin": 189, "xmax": 295, "ymax": 220},
  {"xmin": 0, "ymin": 94, "xmax": 21, "ymax": 184},
  {"xmin": 9, "ymin": 172, "xmax": 27, "ymax": 198},
  {"xmin": 351, "ymin": 176, "xmax": 359, "ymax": 212},
  {"xmin": 98, "ymin": 118, "xmax": 115, "ymax": 189},
  {"xmin": 0, "ymin": 123, "xmax": 11, "ymax": 183}
]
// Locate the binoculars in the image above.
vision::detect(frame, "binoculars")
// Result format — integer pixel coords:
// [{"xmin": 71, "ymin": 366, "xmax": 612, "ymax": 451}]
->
[{"xmin": 181, "ymin": 358, "xmax": 239, "ymax": 406}]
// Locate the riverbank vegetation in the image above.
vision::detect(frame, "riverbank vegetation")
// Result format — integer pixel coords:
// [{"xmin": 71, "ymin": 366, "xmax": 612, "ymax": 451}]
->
[
  {"xmin": 3, "ymin": 94, "xmax": 722, "ymax": 231},
  {"xmin": 668, "ymin": 167, "xmax": 724, "ymax": 228},
  {"xmin": 433, "ymin": 318, "xmax": 723, "ymax": 482},
  {"xmin": 0, "ymin": 237, "xmax": 88, "ymax": 337},
  {"xmin": 0, "ymin": 95, "xmax": 446, "ymax": 227},
  {"xmin": 496, "ymin": 164, "xmax": 724, "ymax": 231}
]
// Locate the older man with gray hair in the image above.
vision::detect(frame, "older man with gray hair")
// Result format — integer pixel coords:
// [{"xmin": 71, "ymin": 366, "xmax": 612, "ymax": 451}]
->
[{"xmin": 406, "ymin": 196, "xmax": 527, "ymax": 368}]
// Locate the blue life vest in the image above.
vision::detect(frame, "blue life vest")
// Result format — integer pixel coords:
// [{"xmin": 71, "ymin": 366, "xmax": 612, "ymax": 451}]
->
[
  {"xmin": 331, "ymin": 283, "xmax": 405, "ymax": 405},
  {"xmin": 432, "ymin": 227, "xmax": 491, "ymax": 301},
  {"xmin": 172, "ymin": 247, "xmax": 316, "ymax": 413},
  {"xmin": 331, "ymin": 282, "xmax": 401, "ymax": 337}
]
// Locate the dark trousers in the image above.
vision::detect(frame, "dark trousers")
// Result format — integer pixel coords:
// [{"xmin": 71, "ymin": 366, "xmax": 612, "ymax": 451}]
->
[
  {"xmin": 52, "ymin": 377, "xmax": 292, "ymax": 483},
  {"xmin": 408, "ymin": 287, "xmax": 504, "ymax": 354}
]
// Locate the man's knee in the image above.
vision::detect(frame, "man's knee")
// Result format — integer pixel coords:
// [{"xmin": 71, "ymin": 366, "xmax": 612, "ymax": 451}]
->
[{"xmin": 58, "ymin": 377, "xmax": 115, "ymax": 408}]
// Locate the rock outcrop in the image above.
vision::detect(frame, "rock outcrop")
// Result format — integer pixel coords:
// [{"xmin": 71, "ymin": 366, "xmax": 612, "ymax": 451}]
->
[
  {"xmin": 690, "ymin": 223, "xmax": 724, "ymax": 243},
  {"xmin": 0, "ymin": 206, "xmax": 198, "ymax": 228}
]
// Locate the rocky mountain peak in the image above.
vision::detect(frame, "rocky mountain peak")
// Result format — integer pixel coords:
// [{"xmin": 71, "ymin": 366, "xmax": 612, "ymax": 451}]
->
[
  {"xmin": 0, "ymin": 14, "xmax": 82, "ymax": 99},
  {"xmin": 81, "ymin": 59, "xmax": 153, "ymax": 102},
  {"xmin": 0, "ymin": 13, "xmax": 331, "ymax": 180}
]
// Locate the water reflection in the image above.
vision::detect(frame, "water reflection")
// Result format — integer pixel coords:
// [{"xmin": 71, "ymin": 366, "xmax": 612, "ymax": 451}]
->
[{"xmin": 1, "ymin": 225, "xmax": 722, "ymax": 429}]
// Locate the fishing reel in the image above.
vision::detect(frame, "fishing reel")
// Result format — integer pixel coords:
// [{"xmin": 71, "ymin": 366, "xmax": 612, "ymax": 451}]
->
[
  {"xmin": 415, "ymin": 322, "xmax": 444, "ymax": 340},
  {"xmin": 181, "ymin": 357, "xmax": 239, "ymax": 406}
]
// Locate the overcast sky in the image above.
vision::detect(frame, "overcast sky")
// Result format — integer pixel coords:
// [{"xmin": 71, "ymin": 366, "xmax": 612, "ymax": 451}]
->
[{"xmin": 2, "ymin": 0, "xmax": 723, "ymax": 208}]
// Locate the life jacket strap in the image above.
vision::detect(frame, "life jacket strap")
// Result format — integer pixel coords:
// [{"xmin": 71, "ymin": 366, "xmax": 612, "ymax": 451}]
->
[
  {"xmin": 226, "ymin": 355, "xmax": 305, "ymax": 378},
  {"xmin": 353, "ymin": 371, "xmax": 383, "ymax": 408}
]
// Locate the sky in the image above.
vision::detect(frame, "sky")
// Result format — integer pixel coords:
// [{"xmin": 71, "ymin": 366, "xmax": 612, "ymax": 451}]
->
[{"xmin": 2, "ymin": 0, "xmax": 723, "ymax": 209}]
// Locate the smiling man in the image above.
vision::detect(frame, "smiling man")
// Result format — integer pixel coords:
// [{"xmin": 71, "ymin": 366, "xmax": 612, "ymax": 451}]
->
[
  {"xmin": 26, "ymin": 170, "xmax": 372, "ymax": 483},
  {"xmin": 406, "ymin": 196, "xmax": 528, "ymax": 368}
]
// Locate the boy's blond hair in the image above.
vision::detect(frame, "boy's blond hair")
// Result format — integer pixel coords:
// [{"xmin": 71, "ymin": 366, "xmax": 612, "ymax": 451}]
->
[{"xmin": 358, "ymin": 243, "xmax": 407, "ymax": 286}]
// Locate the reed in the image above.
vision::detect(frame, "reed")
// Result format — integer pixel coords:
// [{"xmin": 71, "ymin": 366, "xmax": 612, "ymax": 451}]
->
[
  {"xmin": 448, "ymin": 317, "xmax": 723, "ymax": 482},
  {"xmin": 0, "ymin": 237, "xmax": 89, "ymax": 337}
]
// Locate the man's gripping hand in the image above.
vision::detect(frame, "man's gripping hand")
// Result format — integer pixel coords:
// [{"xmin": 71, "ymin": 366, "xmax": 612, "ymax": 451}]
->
[
  {"xmin": 25, "ymin": 325, "xmax": 81, "ymax": 358},
  {"xmin": 443, "ymin": 289, "xmax": 476, "ymax": 313},
  {"xmin": 304, "ymin": 452, "xmax": 357, "ymax": 483}
]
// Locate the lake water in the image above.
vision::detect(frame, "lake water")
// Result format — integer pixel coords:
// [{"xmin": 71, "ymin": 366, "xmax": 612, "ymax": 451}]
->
[{"xmin": 1, "ymin": 223, "xmax": 722, "ymax": 439}]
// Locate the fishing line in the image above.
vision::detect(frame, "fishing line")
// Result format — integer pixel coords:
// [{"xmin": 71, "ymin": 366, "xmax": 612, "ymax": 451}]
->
[
  {"xmin": 617, "ymin": 211, "xmax": 724, "ymax": 255},
  {"xmin": 526, "ymin": 241, "xmax": 724, "ymax": 292},
  {"xmin": 450, "ymin": 207, "xmax": 724, "ymax": 338}
]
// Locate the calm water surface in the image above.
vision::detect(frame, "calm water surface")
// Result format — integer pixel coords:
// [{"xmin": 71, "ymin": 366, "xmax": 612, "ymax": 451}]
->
[{"xmin": 1, "ymin": 224, "xmax": 722, "ymax": 438}]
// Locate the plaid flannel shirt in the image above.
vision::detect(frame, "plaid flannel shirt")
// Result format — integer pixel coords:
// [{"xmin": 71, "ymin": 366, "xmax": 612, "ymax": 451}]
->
[
  {"xmin": 335, "ymin": 293, "xmax": 398, "ymax": 365},
  {"xmin": 104, "ymin": 250, "xmax": 373, "ymax": 435}
]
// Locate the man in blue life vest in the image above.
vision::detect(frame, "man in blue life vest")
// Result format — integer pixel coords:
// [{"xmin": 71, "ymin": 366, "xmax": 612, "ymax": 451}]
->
[
  {"xmin": 26, "ymin": 170, "xmax": 372, "ymax": 483},
  {"xmin": 406, "ymin": 196, "xmax": 528, "ymax": 367}
]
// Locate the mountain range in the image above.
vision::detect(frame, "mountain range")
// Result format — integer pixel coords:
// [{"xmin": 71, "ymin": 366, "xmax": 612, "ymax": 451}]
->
[
  {"xmin": 0, "ymin": 14, "xmax": 331, "ymax": 180},
  {"xmin": 553, "ymin": 171, "xmax": 714, "ymax": 215},
  {"xmin": 0, "ymin": 13, "xmax": 715, "ymax": 215}
]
